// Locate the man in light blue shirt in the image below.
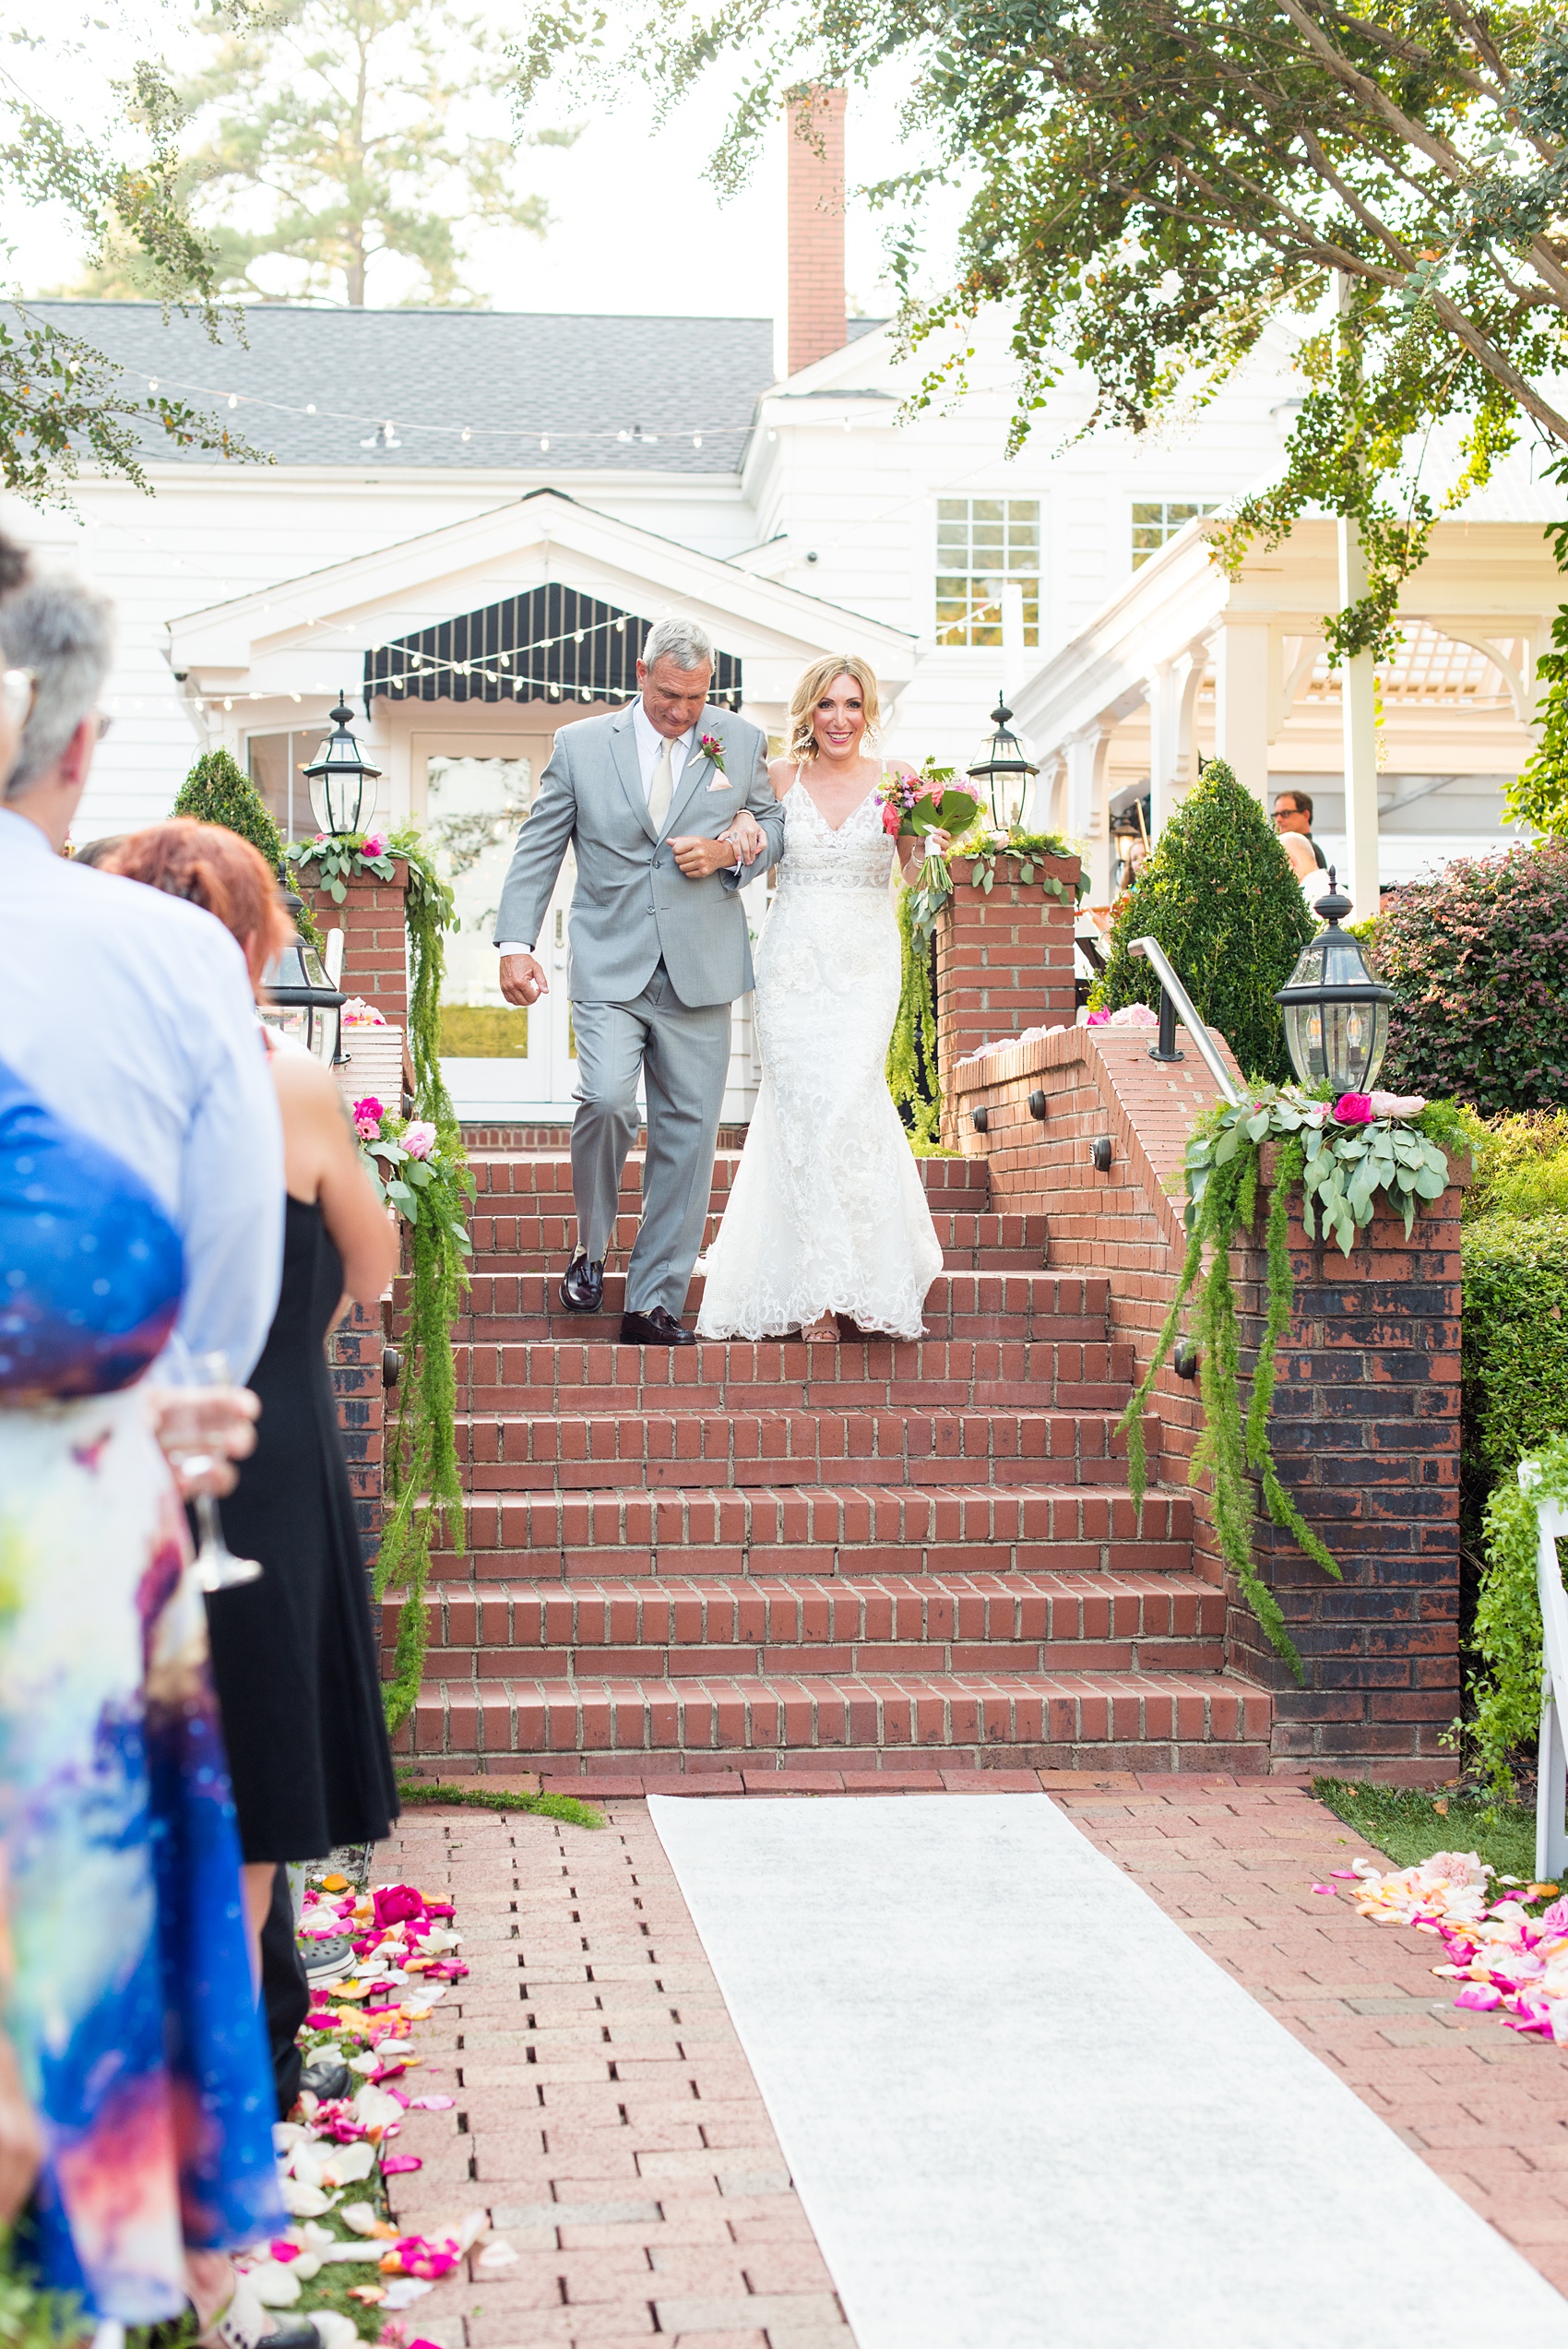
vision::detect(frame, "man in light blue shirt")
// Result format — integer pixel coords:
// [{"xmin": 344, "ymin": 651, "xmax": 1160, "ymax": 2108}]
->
[{"xmin": 0, "ymin": 570, "xmax": 283, "ymax": 1379}]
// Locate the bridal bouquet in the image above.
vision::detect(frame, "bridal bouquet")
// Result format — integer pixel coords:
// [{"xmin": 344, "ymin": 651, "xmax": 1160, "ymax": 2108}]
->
[{"xmin": 876, "ymin": 763, "xmax": 981, "ymax": 896}]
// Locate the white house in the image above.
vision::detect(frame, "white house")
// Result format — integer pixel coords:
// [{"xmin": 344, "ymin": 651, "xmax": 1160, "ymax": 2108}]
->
[{"xmin": 4, "ymin": 120, "xmax": 1556, "ymax": 1115}]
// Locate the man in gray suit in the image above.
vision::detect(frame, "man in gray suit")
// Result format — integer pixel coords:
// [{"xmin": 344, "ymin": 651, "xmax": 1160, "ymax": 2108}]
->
[{"xmin": 494, "ymin": 617, "xmax": 784, "ymax": 1344}]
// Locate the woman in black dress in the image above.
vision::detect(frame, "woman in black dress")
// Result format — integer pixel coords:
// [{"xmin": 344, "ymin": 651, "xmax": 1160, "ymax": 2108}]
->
[{"xmin": 109, "ymin": 821, "xmax": 400, "ymax": 1963}]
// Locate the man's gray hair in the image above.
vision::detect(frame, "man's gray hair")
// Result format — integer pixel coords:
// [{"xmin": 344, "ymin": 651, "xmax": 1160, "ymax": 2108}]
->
[
  {"xmin": 2, "ymin": 568, "xmax": 114, "ymax": 799},
  {"xmin": 641, "ymin": 615, "xmax": 714, "ymax": 676}
]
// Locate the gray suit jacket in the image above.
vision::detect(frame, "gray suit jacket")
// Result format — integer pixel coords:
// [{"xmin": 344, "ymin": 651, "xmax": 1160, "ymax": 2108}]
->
[{"xmin": 493, "ymin": 703, "xmax": 784, "ymax": 1008}]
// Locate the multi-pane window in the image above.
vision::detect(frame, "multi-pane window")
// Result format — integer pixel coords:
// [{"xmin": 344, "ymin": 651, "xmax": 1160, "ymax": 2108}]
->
[
  {"xmin": 1131, "ymin": 500, "xmax": 1218, "ymax": 567},
  {"xmin": 247, "ymin": 730, "xmax": 315, "ymax": 841},
  {"xmin": 935, "ymin": 498, "xmax": 1040, "ymax": 647}
]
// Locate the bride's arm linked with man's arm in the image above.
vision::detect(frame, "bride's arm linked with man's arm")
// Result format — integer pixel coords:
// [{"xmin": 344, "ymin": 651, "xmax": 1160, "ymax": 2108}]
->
[{"xmin": 494, "ymin": 711, "xmax": 783, "ymax": 1009}]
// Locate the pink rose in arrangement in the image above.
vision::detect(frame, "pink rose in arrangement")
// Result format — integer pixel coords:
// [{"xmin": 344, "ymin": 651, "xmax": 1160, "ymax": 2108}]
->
[
  {"xmin": 341, "ymin": 996, "xmax": 387, "ymax": 1028},
  {"xmin": 1086, "ymin": 1008, "xmax": 1111, "ymax": 1027},
  {"xmin": 353, "ymin": 1095, "xmax": 385, "ymax": 1140},
  {"xmin": 881, "ymin": 800, "xmax": 902, "ymax": 839},
  {"xmin": 401, "ymin": 1120, "xmax": 438, "ymax": 1161},
  {"xmin": 361, "ymin": 830, "xmax": 390, "ymax": 859},
  {"xmin": 1368, "ymin": 1090, "xmax": 1427, "ymax": 1119},
  {"xmin": 1333, "ymin": 1091, "xmax": 1374, "ymax": 1125}
]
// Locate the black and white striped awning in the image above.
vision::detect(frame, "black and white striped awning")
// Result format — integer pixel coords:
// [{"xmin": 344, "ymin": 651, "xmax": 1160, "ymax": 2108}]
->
[{"xmin": 362, "ymin": 586, "xmax": 742, "ymax": 712}]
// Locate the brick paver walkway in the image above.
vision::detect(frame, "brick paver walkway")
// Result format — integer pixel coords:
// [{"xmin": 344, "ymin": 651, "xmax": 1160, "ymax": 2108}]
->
[{"xmin": 378, "ymin": 1780, "xmax": 1568, "ymax": 2344}]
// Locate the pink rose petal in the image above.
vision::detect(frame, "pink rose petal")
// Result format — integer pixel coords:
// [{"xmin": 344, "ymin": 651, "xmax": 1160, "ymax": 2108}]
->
[{"xmin": 382, "ymin": 2154, "xmax": 422, "ymax": 2174}]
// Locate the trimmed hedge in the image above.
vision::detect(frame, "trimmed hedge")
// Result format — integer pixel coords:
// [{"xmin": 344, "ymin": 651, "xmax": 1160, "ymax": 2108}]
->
[
  {"xmin": 1375, "ymin": 845, "xmax": 1568, "ymax": 1112},
  {"xmin": 1462, "ymin": 1212, "xmax": 1568, "ymax": 1518},
  {"xmin": 1098, "ymin": 757, "xmax": 1314, "ymax": 1081},
  {"xmin": 172, "ymin": 747, "xmax": 285, "ymax": 874}
]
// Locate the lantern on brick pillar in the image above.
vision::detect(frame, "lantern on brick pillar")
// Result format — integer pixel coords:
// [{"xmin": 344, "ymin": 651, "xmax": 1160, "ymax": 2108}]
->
[
  {"xmin": 967, "ymin": 696, "xmax": 1039, "ymax": 830},
  {"xmin": 264, "ymin": 888, "xmax": 345, "ymax": 1065},
  {"xmin": 1275, "ymin": 866, "xmax": 1393, "ymax": 1094},
  {"xmin": 303, "ymin": 693, "xmax": 382, "ymax": 837}
]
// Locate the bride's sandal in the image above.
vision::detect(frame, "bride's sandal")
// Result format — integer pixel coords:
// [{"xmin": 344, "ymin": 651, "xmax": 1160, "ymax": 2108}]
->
[{"xmin": 800, "ymin": 1312, "xmax": 839, "ymax": 1344}]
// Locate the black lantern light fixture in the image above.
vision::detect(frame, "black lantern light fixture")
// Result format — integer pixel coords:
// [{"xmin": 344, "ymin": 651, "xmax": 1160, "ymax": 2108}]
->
[
  {"xmin": 1274, "ymin": 866, "xmax": 1394, "ymax": 1094},
  {"xmin": 967, "ymin": 695, "xmax": 1039, "ymax": 830},
  {"xmin": 303, "ymin": 692, "xmax": 382, "ymax": 836},
  {"xmin": 263, "ymin": 888, "xmax": 345, "ymax": 1066}
]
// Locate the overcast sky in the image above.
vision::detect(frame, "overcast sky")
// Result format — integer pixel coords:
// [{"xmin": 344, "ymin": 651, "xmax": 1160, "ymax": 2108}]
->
[{"xmin": 5, "ymin": 4, "xmax": 963, "ymax": 327}]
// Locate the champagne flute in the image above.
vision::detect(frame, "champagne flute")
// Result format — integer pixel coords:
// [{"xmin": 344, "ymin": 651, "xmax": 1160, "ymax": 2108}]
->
[{"xmin": 162, "ymin": 1347, "xmax": 264, "ymax": 1592}]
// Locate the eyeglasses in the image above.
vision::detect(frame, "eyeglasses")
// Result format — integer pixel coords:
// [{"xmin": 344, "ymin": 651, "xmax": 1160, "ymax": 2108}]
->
[{"xmin": 1, "ymin": 669, "xmax": 35, "ymax": 729}]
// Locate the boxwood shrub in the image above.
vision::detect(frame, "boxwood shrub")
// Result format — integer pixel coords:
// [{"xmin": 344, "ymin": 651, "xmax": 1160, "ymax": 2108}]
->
[
  {"xmin": 1375, "ymin": 845, "xmax": 1568, "ymax": 1113},
  {"xmin": 1098, "ymin": 756, "xmax": 1314, "ymax": 1081}
]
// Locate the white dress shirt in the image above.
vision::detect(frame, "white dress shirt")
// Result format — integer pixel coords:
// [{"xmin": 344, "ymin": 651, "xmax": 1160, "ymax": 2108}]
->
[
  {"xmin": 0, "ymin": 805, "xmax": 285, "ymax": 1380},
  {"xmin": 496, "ymin": 698, "xmax": 708, "ymax": 960}
]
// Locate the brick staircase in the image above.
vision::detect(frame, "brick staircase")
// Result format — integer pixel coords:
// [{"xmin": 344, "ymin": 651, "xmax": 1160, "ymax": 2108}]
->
[{"xmin": 397, "ymin": 1149, "xmax": 1273, "ymax": 1775}]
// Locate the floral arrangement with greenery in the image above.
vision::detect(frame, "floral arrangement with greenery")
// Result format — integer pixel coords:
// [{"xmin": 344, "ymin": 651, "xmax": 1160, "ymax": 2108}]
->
[
  {"xmin": 1120, "ymin": 1080, "xmax": 1471, "ymax": 1678},
  {"xmin": 288, "ymin": 823, "xmax": 467, "ymax": 1735},
  {"xmin": 904, "ymin": 801, "xmax": 1082, "ymax": 953},
  {"xmin": 887, "ymin": 888, "xmax": 942, "ymax": 1151},
  {"xmin": 350, "ymin": 1095, "xmax": 472, "ymax": 1733}
]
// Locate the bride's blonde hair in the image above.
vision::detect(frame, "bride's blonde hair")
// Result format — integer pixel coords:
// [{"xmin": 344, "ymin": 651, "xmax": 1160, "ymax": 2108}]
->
[{"xmin": 788, "ymin": 654, "xmax": 882, "ymax": 764}]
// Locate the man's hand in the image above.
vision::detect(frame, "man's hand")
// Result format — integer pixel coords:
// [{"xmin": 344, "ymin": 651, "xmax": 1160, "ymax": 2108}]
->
[
  {"xmin": 500, "ymin": 951, "xmax": 549, "ymax": 1006},
  {"xmin": 0, "ymin": 2031, "xmax": 41, "ymax": 2225},
  {"xmin": 148, "ymin": 1386, "xmax": 260, "ymax": 1499},
  {"xmin": 721, "ymin": 810, "xmax": 766, "ymax": 864},
  {"xmin": 671, "ymin": 835, "xmax": 743, "ymax": 880}
]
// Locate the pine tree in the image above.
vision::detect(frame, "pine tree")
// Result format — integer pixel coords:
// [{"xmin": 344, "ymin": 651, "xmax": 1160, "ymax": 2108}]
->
[
  {"xmin": 1098, "ymin": 757, "xmax": 1316, "ymax": 1084},
  {"xmin": 173, "ymin": 748, "xmax": 285, "ymax": 875}
]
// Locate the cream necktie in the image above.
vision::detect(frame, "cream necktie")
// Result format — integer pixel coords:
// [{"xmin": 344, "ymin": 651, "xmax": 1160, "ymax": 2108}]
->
[{"xmin": 647, "ymin": 735, "xmax": 676, "ymax": 833}]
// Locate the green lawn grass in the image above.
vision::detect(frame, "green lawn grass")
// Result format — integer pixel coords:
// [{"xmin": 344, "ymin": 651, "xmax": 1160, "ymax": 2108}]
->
[
  {"xmin": 1314, "ymin": 1775, "xmax": 1540, "ymax": 1882},
  {"xmin": 397, "ymin": 1773, "xmax": 604, "ymax": 1830}
]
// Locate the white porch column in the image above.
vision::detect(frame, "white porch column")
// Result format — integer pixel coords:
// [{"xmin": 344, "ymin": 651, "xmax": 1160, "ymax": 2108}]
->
[
  {"xmin": 1146, "ymin": 645, "xmax": 1204, "ymax": 840},
  {"xmin": 1065, "ymin": 723, "xmax": 1112, "ymax": 902},
  {"xmin": 1337, "ymin": 520, "xmax": 1380, "ymax": 921},
  {"xmin": 1213, "ymin": 620, "xmax": 1270, "ymax": 802}
]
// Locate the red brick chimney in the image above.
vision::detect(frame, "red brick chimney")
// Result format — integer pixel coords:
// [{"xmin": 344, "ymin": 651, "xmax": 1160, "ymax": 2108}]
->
[{"xmin": 786, "ymin": 87, "xmax": 847, "ymax": 377}]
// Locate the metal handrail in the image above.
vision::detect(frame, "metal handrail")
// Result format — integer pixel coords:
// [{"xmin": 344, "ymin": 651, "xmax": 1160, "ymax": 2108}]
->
[{"xmin": 1128, "ymin": 937, "xmax": 1241, "ymax": 1105}]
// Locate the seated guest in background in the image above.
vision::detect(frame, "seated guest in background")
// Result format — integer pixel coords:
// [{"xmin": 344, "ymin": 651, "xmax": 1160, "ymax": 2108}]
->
[
  {"xmin": 0, "ymin": 555, "xmax": 304, "ymax": 2346},
  {"xmin": 70, "ymin": 831, "xmax": 125, "ymax": 867},
  {"xmin": 110, "ymin": 820, "xmax": 401, "ymax": 1976},
  {"xmin": 1272, "ymin": 789, "xmax": 1327, "ymax": 886},
  {"xmin": 0, "ymin": 566, "xmax": 283, "ymax": 1377}
]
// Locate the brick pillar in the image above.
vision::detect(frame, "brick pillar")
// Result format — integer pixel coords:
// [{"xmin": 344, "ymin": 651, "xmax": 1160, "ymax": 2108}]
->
[
  {"xmin": 294, "ymin": 857, "xmax": 410, "ymax": 1030},
  {"xmin": 1231, "ymin": 1154, "xmax": 1467, "ymax": 1773},
  {"xmin": 786, "ymin": 88, "xmax": 847, "ymax": 376},
  {"xmin": 932, "ymin": 855, "xmax": 1080, "ymax": 1147},
  {"xmin": 328, "ymin": 1297, "xmax": 387, "ymax": 1558}
]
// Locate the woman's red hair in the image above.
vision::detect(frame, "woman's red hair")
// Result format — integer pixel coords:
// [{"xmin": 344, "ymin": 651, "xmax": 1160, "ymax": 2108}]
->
[{"xmin": 109, "ymin": 819, "xmax": 293, "ymax": 986}]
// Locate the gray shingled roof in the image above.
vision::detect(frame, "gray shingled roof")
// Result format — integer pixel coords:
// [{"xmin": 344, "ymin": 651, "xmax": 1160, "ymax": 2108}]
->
[{"xmin": 14, "ymin": 301, "xmax": 782, "ymax": 473}]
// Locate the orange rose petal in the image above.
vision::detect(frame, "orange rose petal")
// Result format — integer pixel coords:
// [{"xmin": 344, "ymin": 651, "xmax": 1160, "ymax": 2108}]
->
[{"xmin": 321, "ymin": 1874, "xmax": 350, "ymax": 1892}]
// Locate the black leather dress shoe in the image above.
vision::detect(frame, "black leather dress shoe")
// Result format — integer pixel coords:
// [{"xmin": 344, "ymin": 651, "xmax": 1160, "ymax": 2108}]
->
[
  {"xmin": 620, "ymin": 1306, "xmax": 697, "ymax": 1347},
  {"xmin": 560, "ymin": 1252, "xmax": 604, "ymax": 1313}
]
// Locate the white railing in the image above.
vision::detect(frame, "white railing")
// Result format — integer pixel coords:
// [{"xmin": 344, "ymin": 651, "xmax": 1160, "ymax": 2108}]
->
[{"xmin": 1521, "ymin": 1464, "xmax": 1568, "ymax": 1881}]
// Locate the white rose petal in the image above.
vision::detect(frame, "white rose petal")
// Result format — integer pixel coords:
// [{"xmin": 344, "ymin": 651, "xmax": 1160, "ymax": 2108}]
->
[
  {"xmin": 247, "ymin": 2265, "xmax": 303, "ymax": 2307},
  {"xmin": 321, "ymin": 2141, "xmax": 376, "ymax": 2187},
  {"xmin": 339, "ymin": 2200, "xmax": 381, "ymax": 2236},
  {"xmin": 279, "ymin": 2181, "xmax": 331, "ymax": 2219}
]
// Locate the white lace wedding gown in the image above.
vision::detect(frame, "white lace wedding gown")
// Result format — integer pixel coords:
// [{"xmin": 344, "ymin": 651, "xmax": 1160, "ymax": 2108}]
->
[{"xmin": 696, "ymin": 780, "xmax": 943, "ymax": 1340}]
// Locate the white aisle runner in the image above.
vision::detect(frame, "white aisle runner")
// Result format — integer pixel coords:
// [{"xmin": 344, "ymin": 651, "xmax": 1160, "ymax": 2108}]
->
[{"xmin": 650, "ymin": 1792, "xmax": 1568, "ymax": 2349}]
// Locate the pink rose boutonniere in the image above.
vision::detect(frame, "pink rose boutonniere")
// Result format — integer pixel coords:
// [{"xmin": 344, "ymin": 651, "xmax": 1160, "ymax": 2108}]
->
[{"xmin": 698, "ymin": 733, "xmax": 728, "ymax": 777}]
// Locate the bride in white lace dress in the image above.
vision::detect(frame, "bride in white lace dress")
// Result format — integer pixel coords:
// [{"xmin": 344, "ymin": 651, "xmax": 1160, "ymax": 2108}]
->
[{"xmin": 696, "ymin": 656, "xmax": 944, "ymax": 1343}]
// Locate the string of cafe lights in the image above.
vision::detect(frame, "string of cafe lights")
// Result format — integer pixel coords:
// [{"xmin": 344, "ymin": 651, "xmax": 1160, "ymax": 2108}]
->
[
  {"xmin": 196, "ymin": 607, "xmax": 742, "ymax": 714},
  {"xmin": 140, "ymin": 370, "xmax": 761, "ymax": 455}
]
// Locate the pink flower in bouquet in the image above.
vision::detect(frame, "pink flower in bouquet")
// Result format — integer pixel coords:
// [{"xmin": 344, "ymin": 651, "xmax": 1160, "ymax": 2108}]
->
[
  {"xmin": 881, "ymin": 800, "xmax": 902, "ymax": 838},
  {"xmin": 1333, "ymin": 1091, "xmax": 1374, "ymax": 1124},
  {"xmin": 361, "ymin": 830, "xmax": 389, "ymax": 859},
  {"xmin": 353, "ymin": 1096, "xmax": 385, "ymax": 1140},
  {"xmin": 402, "ymin": 1120, "xmax": 438, "ymax": 1161}
]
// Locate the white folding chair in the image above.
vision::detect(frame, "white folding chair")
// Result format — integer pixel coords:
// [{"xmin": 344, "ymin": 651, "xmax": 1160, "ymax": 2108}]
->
[{"xmin": 1522, "ymin": 1465, "xmax": 1568, "ymax": 1882}]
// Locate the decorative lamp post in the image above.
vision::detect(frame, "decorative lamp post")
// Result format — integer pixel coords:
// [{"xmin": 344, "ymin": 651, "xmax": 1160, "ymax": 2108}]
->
[
  {"xmin": 1274, "ymin": 865, "xmax": 1393, "ymax": 1093},
  {"xmin": 303, "ymin": 692, "xmax": 382, "ymax": 836},
  {"xmin": 967, "ymin": 696, "xmax": 1039, "ymax": 831},
  {"xmin": 264, "ymin": 888, "xmax": 345, "ymax": 1066}
]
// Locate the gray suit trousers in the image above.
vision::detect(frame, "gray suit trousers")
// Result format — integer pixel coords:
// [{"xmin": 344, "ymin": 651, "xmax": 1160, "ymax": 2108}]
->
[{"xmin": 571, "ymin": 963, "xmax": 731, "ymax": 1318}]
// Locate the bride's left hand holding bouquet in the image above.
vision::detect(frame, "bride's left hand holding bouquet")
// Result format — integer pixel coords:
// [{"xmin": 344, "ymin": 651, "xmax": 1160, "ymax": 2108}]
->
[{"xmin": 875, "ymin": 764, "xmax": 980, "ymax": 894}]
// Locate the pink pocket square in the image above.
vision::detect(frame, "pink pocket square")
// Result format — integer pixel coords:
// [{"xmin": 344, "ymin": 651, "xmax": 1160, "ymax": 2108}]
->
[{"xmin": 706, "ymin": 775, "xmax": 731, "ymax": 792}]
